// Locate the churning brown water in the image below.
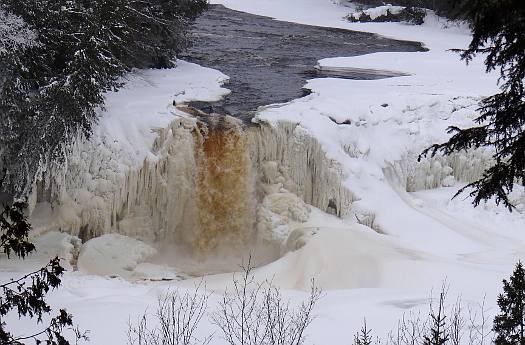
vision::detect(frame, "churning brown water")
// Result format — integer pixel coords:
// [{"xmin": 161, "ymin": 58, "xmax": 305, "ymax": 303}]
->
[{"xmin": 191, "ymin": 116, "xmax": 257, "ymax": 254}]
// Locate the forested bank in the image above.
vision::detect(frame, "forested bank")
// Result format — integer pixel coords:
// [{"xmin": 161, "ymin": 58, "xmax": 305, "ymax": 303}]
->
[{"xmin": 0, "ymin": 0, "xmax": 207, "ymax": 197}]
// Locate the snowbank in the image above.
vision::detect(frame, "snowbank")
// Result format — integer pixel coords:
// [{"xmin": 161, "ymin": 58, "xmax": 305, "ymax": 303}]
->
[
  {"xmin": 94, "ymin": 61, "xmax": 230, "ymax": 165},
  {"xmin": 347, "ymin": 5, "xmax": 405, "ymax": 20},
  {"xmin": 77, "ymin": 234, "xmax": 157, "ymax": 278}
]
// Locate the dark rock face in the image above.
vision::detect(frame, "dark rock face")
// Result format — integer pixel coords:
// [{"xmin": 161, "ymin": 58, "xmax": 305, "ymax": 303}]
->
[{"xmin": 183, "ymin": 4, "xmax": 425, "ymax": 119}]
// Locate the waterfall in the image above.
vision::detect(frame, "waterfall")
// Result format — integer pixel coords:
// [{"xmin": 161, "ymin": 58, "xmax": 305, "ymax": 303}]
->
[
  {"xmin": 192, "ymin": 116, "xmax": 256, "ymax": 252},
  {"xmin": 31, "ymin": 108, "xmax": 495, "ymax": 258},
  {"xmin": 30, "ymin": 114, "xmax": 257, "ymax": 253},
  {"xmin": 28, "ymin": 110, "xmax": 358, "ymax": 269}
]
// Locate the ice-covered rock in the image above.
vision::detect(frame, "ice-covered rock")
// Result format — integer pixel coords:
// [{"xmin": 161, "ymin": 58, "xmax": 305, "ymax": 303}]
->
[
  {"xmin": 284, "ymin": 227, "xmax": 318, "ymax": 252},
  {"xmin": 257, "ymin": 190, "xmax": 311, "ymax": 244},
  {"xmin": 33, "ymin": 231, "xmax": 82, "ymax": 270},
  {"xmin": 77, "ymin": 234, "xmax": 157, "ymax": 278},
  {"xmin": 348, "ymin": 5, "xmax": 405, "ymax": 21}
]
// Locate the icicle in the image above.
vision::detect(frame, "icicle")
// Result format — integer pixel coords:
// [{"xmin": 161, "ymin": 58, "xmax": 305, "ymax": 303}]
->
[
  {"xmin": 248, "ymin": 120, "xmax": 355, "ymax": 217},
  {"xmin": 388, "ymin": 148, "xmax": 494, "ymax": 192}
]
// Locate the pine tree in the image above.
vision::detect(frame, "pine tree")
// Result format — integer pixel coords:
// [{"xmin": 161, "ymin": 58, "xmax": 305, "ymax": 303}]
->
[
  {"xmin": 493, "ymin": 262, "xmax": 525, "ymax": 345},
  {"xmin": 0, "ymin": 0, "xmax": 207, "ymax": 197},
  {"xmin": 354, "ymin": 320, "xmax": 375, "ymax": 345},
  {"xmin": 421, "ymin": 0, "xmax": 525, "ymax": 211},
  {"xmin": 423, "ymin": 292, "xmax": 449, "ymax": 345}
]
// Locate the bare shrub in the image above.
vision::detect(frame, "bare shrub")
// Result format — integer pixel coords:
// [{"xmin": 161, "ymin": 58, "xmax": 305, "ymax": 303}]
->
[
  {"xmin": 466, "ymin": 296, "xmax": 493, "ymax": 345},
  {"xmin": 127, "ymin": 282, "xmax": 211, "ymax": 345},
  {"xmin": 448, "ymin": 298, "xmax": 465, "ymax": 345},
  {"xmin": 388, "ymin": 310, "xmax": 427, "ymax": 345},
  {"xmin": 385, "ymin": 285, "xmax": 494, "ymax": 345},
  {"xmin": 211, "ymin": 259, "xmax": 321, "ymax": 345}
]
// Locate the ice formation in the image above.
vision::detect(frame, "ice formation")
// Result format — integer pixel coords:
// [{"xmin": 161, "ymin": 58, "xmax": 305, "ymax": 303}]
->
[
  {"xmin": 248, "ymin": 120, "xmax": 355, "ymax": 218},
  {"xmin": 27, "ymin": 102, "xmax": 363, "ymax": 269},
  {"xmin": 33, "ymin": 231, "xmax": 82, "ymax": 271},
  {"xmin": 77, "ymin": 233, "xmax": 157, "ymax": 277},
  {"xmin": 31, "ymin": 115, "xmax": 257, "ymax": 252},
  {"xmin": 25, "ymin": 71, "xmax": 512, "ymax": 275},
  {"xmin": 387, "ymin": 148, "xmax": 494, "ymax": 193}
]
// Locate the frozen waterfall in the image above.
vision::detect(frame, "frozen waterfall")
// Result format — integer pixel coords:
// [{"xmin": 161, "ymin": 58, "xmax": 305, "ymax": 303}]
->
[{"xmin": 28, "ymin": 109, "xmax": 355, "ymax": 268}]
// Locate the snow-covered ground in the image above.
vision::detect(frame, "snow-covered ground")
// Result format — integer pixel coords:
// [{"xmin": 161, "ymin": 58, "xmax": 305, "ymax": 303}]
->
[{"xmin": 2, "ymin": 0, "xmax": 524, "ymax": 344}]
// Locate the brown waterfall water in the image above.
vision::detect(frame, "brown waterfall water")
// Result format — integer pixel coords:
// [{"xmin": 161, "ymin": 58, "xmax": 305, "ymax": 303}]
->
[
  {"xmin": 191, "ymin": 116, "xmax": 256, "ymax": 253},
  {"xmin": 143, "ymin": 113, "xmax": 261, "ymax": 275}
]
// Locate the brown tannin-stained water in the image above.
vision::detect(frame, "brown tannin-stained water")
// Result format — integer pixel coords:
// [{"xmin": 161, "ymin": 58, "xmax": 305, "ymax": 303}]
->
[{"xmin": 192, "ymin": 117, "xmax": 256, "ymax": 253}]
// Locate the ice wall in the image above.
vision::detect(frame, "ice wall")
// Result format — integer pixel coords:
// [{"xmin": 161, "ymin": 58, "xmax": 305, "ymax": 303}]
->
[
  {"xmin": 31, "ymin": 107, "xmax": 499, "ymax": 261},
  {"xmin": 248, "ymin": 120, "xmax": 355, "ymax": 217},
  {"xmin": 31, "ymin": 117, "xmax": 199, "ymax": 242},
  {"xmin": 386, "ymin": 148, "xmax": 494, "ymax": 192}
]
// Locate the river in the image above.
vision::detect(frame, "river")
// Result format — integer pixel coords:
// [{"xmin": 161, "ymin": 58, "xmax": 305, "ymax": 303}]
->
[{"xmin": 182, "ymin": 4, "xmax": 425, "ymax": 119}]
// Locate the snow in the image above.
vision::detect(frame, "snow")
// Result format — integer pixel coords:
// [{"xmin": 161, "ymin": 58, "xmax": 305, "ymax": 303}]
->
[
  {"xmin": 0, "ymin": 8, "xmax": 37, "ymax": 52},
  {"xmin": 94, "ymin": 60, "xmax": 230, "ymax": 168},
  {"xmin": 77, "ymin": 234, "xmax": 157, "ymax": 278},
  {"xmin": 348, "ymin": 5, "xmax": 405, "ymax": 21},
  {"xmin": 1, "ymin": 0, "xmax": 525, "ymax": 344}
]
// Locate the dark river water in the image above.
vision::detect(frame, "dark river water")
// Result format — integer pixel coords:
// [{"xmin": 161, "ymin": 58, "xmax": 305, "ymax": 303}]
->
[{"xmin": 182, "ymin": 4, "xmax": 425, "ymax": 119}]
